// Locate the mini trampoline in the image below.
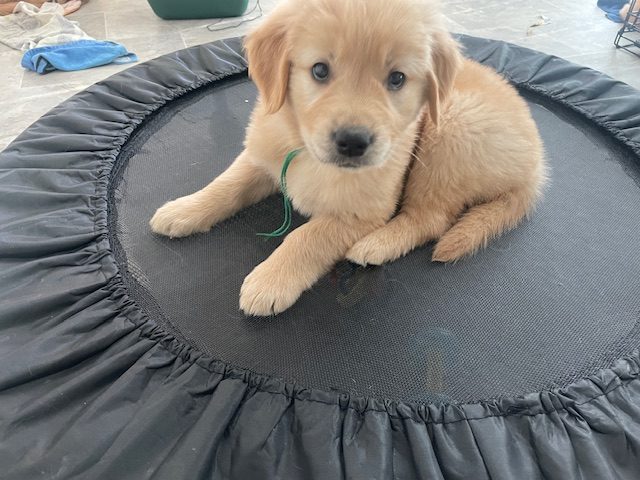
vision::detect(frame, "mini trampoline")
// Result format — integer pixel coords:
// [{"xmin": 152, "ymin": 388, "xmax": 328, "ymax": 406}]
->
[{"xmin": 1, "ymin": 35, "xmax": 640, "ymax": 479}]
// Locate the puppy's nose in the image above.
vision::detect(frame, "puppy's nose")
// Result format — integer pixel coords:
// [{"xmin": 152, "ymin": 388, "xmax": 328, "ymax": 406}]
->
[{"xmin": 333, "ymin": 127, "xmax": 374, "ymax": 158}]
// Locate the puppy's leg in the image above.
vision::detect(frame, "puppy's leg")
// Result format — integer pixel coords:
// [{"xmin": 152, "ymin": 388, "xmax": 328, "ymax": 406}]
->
[
  {"xmin": 240, "ymin": 216, "xmax": 378, "ymax": 316},
  {"xmin": 150, "ymin": 150, "xmax": 276, "ymax": 238},
  {"xmin": 346, "ymin": 208, "xmax": 454, "ymax": 266},
  {"xmin": 432, "ymin": 187, "xmax": 536, "ymax": 263}
]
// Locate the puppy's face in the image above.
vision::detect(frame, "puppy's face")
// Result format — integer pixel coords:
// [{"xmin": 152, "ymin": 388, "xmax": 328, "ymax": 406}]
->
[{"xmin": 245, "ymin": 0, "xmax": 461, "ymax": 169}]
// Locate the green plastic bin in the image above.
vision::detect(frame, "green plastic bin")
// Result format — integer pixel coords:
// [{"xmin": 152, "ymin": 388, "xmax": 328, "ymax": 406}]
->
[{"xmin": 147, "ymin": 0, "xmax": 249, "ymax": 20}]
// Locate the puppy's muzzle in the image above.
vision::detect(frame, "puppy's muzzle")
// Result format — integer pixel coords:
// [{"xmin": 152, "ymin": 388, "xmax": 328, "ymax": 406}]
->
[{"xmin": 332, "ymin": 126, "xmax": 374, "ymax": 159}]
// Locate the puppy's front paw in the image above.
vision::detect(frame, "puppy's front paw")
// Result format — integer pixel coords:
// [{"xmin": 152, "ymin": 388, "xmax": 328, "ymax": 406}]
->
[
  {"xmin": 150, "ymin": 195, "xmax": 215, "ymax": 238},
  {"xmin": 240, "ymin": 262, "xmax": 305, "ymax": 316},
  {"xmin": 346, "ymin": 234, "xmax": 392, "ymax": 266}
]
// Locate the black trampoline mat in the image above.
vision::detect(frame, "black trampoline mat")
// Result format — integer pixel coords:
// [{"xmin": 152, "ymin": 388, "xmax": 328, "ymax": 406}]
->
[{"xmin": 110, "ymin": 75, "xmax": 640, "ymax": 404}]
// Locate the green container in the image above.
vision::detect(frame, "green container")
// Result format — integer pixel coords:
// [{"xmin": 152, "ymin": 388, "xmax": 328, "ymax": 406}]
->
[{"xmin": 147, "ymin": 0, "xmax": 249, "ymax": 20}]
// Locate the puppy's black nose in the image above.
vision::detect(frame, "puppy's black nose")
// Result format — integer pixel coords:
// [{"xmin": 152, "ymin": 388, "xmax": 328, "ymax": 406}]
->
[{"xmin": 333, "ymin": 127, "xmax": 374, "ymax": 158}]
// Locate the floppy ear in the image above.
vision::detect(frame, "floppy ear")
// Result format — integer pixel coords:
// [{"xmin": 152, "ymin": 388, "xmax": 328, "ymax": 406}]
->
[
  {"xmin": 426, "ymin": 31, "xmax": 463, "ymax": 125},
  {"xmin": 244, "ymin": 12, "xmax": 291, "ymax": 114}
]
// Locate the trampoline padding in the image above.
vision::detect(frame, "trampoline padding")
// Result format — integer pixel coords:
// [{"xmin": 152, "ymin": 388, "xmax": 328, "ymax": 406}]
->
[
  {"xmin": 113, "ymin": 76, "xmax": 640, "ymax": 405},
  {"xmin": 1, "ymin": 36, "xmax": 640, "ymax": 479}
]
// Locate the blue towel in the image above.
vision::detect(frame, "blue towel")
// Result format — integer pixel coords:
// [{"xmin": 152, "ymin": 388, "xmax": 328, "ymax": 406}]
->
[
  {"xmin": 22, "ymin": 40, "xmax": 138, "ymax": 74},
  {"xmin": 597, "ymin": 0, "xmax": 628, "ymax": 23}
]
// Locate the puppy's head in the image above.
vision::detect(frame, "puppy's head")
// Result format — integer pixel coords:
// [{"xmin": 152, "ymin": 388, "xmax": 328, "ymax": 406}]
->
[{"xmin": 245, "ymin": 0, "xmax": 462, "ymax": 169}]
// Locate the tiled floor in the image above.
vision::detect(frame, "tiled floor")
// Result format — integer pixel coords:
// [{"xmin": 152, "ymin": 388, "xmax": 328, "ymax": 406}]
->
[{"xmin": 1, "ymin": 0, "xmax": 639, "ymax": 151}]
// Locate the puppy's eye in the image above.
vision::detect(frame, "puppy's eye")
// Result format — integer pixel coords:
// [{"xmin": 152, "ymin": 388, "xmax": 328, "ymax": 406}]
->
[
  {"xmin": 312, "ymin": 62, "xmax": 330, "ymax": 82},
  {"xmin": 387, "ymin": 71, "xmax": 406, "ymax": 91}
]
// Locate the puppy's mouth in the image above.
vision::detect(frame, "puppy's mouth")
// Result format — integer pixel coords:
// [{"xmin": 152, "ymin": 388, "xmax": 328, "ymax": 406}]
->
[
  {"xmin": 329, "ymin": 154, "xmax": 373, "ymax": 169},
  {"xmin": 307, "ymin": 146, "xmax": 376, "ymax": 169}
]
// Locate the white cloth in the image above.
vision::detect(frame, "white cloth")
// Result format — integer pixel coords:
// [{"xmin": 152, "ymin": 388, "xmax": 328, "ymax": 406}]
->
[{"xmin": 0, "ymin": 1, "xmax": 92, "ymax": 51}]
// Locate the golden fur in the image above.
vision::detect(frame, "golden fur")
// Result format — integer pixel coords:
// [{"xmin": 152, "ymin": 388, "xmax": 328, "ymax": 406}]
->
[{"xmin": 150, "ymin": 0, "xmax": 546, "ymax": 316}]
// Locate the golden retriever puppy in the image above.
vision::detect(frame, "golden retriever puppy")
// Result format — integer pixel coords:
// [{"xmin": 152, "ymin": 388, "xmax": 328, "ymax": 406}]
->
[{"xmin": 150, "ymin": 0, "xmax": 546, "ymax": 316}]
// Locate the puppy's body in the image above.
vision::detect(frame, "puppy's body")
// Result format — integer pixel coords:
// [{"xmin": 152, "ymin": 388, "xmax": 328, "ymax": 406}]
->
[
  {"xmin": 150, "ymin": 0, "xmax": 546, "ymax": 316},
  {"xmin": 348, "ymin": 59, "xmax": 545, "ymax": 264}
]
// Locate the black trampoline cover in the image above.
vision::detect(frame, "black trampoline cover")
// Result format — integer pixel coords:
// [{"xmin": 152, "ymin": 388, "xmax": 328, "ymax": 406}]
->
[{"xmin": 1, "ymin": 36, "xmax": 640, "ymax": 479}]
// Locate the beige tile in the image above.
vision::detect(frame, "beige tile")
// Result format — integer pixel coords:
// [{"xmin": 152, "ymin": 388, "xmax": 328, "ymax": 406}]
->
[
  {"xmin": 66, "ymin": 0, "xmax": 108, "ymax": 15},
  {"xmin": 68, "ymin": 12, "xmax": 107, "ymax": 40},
  {"xmin": 105, "ymin": 1, "xmax": 179, "ymax": 39},
  {"xmin": 0, "ymin": 51, "xmax": 25, "ymax": 89},
  {"xmin": 0, "ymin": 42, "xmax": 15, "ymax": 54},
  {"xmin": 109, "ymin": 32, "xmax": 185, "ymax": 62}
]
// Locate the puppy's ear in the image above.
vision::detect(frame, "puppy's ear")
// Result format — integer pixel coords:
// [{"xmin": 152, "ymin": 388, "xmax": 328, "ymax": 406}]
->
[
  {"xmin": 244, "ymin": 11, "xmax": 291, "ymax": 114},
  {"xmin": 426, "ymin": 31, "xmax": 463, "ymax": 126}
]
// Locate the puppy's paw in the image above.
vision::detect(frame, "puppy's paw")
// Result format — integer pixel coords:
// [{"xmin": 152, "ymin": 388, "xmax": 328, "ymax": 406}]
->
[
  {"xmin": 432, "ymin": 232, "xmax": 474, "ymax": 263},
  {"xmin": 240, "ymin": 262, "xmax": 304, "ymax": 316},
  {"xmin": 346, "ymin": 234, "xmax": 394, "ymax": 266},
  {"xmin": 150, "ymin": 195, "xmax": 215, "ymax": 238}
]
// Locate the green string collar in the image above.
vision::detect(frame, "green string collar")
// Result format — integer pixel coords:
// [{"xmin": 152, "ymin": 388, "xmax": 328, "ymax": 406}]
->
[{"xmin": 257, "ymin": 148, "xmax": 303, "ymax": 238}]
